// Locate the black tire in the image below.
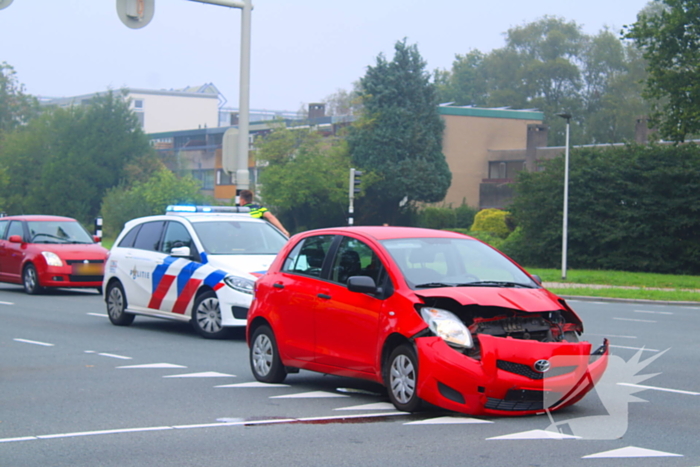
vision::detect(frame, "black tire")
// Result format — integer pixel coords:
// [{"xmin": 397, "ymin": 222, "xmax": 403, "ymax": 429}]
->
[
  {"xmin": 386, "ymin": 344, "xmax": 423, "ymax": 412},
  {"xmin": 22, "ymin": 264, "xmax": 43, "ymax": 295},
  {"xmin": 106, "ymin": 281, "xmax": 135, "ymax": 326},
  {"xmin": 191, "ymin": 290, "xmax": 230, "ymax": 339},
  {"xmin": 249, "ymin": 325, "xmax": 287, "ymax": 383}
]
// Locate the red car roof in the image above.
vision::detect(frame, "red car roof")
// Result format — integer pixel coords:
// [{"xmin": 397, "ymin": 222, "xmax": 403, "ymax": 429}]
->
[
  {"xmin": 1, "ymin": 215, "xmax": 79, "ymax": 222},
  {"xmin": 299, "ymin": 226, "xmax": 471, "ymax": 242}
]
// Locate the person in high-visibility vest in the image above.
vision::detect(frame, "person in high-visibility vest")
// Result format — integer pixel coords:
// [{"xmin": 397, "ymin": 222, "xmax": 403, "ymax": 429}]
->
[{"xmin": 238, "ymin": 190, "xmax": 290, "ymax": 237}]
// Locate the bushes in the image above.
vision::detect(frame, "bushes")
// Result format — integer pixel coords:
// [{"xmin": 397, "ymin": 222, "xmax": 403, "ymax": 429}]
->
[{"xmin": 471, "ymin": 208, "xmax": 511, "ymax": 238}]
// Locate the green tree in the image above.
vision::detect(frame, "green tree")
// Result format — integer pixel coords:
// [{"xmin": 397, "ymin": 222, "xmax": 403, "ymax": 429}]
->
[
  {"xmin": 624, "ymin": 0, "xmax": 700, "ymax": 142},
  {"xmin": 348, "ymin": 39, "xmax": 451, "ymax": 225},
  {"xmin": 0, "ymin": 91, "xmax": 157, "ymax": 222},
  {"xmin": 256, "ymin": 125, "xmax": 361, "ymax": 232},
  {"xmin": 435, "ymin": 50, "xmax": 487, "ymax": 106},
  {"xmin": 0, "ymin": 62, "xmax": 38, "ymax": 136}
]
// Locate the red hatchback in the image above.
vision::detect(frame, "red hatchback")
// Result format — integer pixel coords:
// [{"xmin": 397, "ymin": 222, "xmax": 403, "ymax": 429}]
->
[
  {"xmin": 247, "ymin": 226, "xmax": 609, "ymax": 416},
  {"xmin": 0, "ymin": 215, "xmax": 108, "ymax": 294}
]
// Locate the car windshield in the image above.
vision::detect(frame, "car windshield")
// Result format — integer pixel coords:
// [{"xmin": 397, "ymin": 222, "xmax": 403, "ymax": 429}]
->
[
  {"xmin": 381, "ymin": 237, "xmax": 538, "ymax": 289},
  {"xmin": 27, "ymin": 221, "xmax": 94, "ymax": 244},
  {"xmin": 192, "ymin": 220, "xmax": 287, "ymax": 255}
]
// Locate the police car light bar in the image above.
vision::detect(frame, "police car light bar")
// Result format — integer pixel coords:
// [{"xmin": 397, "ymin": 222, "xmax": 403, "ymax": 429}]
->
[{"xmin": 165, "ymin": 205, "xmax": 251, "ymax": 214}]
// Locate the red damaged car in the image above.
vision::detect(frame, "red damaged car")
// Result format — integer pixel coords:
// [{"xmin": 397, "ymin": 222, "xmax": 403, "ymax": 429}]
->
[{"xmin": 247, "ymin": 227, "xmax": 608, "ymax": 416}]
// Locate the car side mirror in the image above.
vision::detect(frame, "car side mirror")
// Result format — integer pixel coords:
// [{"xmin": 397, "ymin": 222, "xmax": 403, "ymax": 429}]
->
[
  {"xmin": 93, "ymin": 235, "xmax": 101, "ymax": 243},
  {"xmin": 347, "ymin": 275, "xmax": 378, "ymax": 294},
  {"xmin": 9, "ymin": 235, "xmax": 23, "ymax": 244},
  {"xmin": 170, "ymin": 246, "xmax": 191, "ymax": 258},
  {"xmin": 531, "ymin": 274, "xmax": 542, "ymax": 285}
]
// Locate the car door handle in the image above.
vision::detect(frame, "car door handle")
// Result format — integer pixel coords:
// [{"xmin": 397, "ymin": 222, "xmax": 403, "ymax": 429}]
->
[
  {"xmin": 273, "ymin": 283, "xmax": 284, "ymax": 289},
  {"xmin": 317, "ymin": 293, "xmax": 331, "ymax": 300}
]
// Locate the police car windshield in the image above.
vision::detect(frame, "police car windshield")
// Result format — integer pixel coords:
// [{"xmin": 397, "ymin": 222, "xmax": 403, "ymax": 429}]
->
[{"xmin": 192, "ymin": 220, "xmax": 287, "ymax": 255}]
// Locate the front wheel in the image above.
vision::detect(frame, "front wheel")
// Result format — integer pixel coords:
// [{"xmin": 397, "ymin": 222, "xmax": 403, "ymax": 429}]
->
[
  {"xmin": 250, "ymin": 325, "xmax": 287, "ymax": 383},
  {"xmin": 191, "ymin": 290, "xmax": 230, "ymax": 339},
  {"xmin": 106, "ymin": 281, "xmax": 135, "ymax": 326},
  {"xmin": 386, "ymin": 344, "xmax": 422, "ymax": 412},
  {"xmin": 23, "ymin": 264, "xmax": 43, "ymax": 295}
]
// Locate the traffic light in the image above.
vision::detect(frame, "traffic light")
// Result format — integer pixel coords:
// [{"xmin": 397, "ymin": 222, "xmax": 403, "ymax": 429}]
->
[{"xmin": 350, "ymin": 168, "xmax": 362, "ymax": 196}]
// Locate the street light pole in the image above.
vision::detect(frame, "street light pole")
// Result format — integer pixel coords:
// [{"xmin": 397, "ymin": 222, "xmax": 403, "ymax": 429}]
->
[
  {"xmin": 557, "ymin": 113, "xmax": 572, "ymax": 281},
  {"xmin": 188, "ymin": 0, "xmax": 252, "ymax": 190}
]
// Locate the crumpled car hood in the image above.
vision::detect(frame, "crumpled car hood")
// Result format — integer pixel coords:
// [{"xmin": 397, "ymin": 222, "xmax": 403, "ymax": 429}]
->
[{"xmin": 415, "ymin": 287, "xmax": 566, "ymax": 313}]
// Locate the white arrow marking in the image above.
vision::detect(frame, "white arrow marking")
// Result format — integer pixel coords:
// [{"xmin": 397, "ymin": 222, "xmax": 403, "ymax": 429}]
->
[
  {"xmin": 270, "ymin": 391, "xmax": 349, "ymax": 399},
  {"xmin": 215, "ymin": 382, "xmax": 290, "ymax": 388},
  {"xmin": 405, "ymin": 416, "xmax": 493, "ymax": 425},
  {"xmin": 117, "ymin": 363, "xmax": 186, "ymax": 369},
  {"xmin": 583, "ymin": 446, "xmax": 683, "ymax": 458},
  {"xmin": 164, "ymin": 372, "xmax": 235, "ymax": 378},
  {"xmin": 617, "ymin": 382, "xmax": 700, "ymax": 396},
  {"xmin": 488, "ymin": 429, "xmax": 580, "ymax": 440}
]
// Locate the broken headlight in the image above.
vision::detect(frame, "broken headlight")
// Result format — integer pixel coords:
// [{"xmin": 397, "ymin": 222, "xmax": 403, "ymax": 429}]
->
[{"xmin": 420, "ymin": 307, "xmax": 473, "ymax": 349}]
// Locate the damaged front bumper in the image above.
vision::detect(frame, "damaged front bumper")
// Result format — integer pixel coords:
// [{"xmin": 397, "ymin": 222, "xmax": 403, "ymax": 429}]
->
[{"xmin": 414, "ymin": 334, "xmax": 609, "ymax": 416}]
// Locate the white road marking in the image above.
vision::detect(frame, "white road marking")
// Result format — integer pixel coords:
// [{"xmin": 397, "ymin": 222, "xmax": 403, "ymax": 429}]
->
[
  {"xmin": 163, "ymin": 372, "xmax": 235, "ymax": 378},
  {"xmin": 334, "ymin": 402, "xmax": 396, "ymax": 411},
  {"xmin": 13, "ymin": 338, "xmax": 54, "ymax": 347},
  {"xmin": 270, "ymin": 391, "xmax": 349, "ymax": 399},
  {"xmin": 87, "ymin": 313, "xmax": 108, "ymax": 318},
  {"xmin": 97, "ymin": 353, "xmax": 132, "ymax": 360},
  {"xmin": 487, "ymin": 429, "xmax": 580, "ymax": 440},
  {"xmin": 617, "ymin": 383, "xmax": 700, "ymax": 396},
  {"xmin": 582, "ymin": 446, "xmax": 682, "ymax": 458},
  {"xmin": 609, "ymin": 345, "xmax": 659, "ymax": 352},
  {"xmin": 0, "ymin": 301, "xmax": 14, "ymax": 305},
  {"xmin": 586, "ymin": 333, "xmax": 637, "ymax": 339},
  {"xmin": 613, "ymin": 317, "xmax": 656, "ymax": 323},
  {"xmin": 405, "ymin": 416, "xmax": 493, "ymax": 425},
  {"xmin": 0, "ymin": 414, "xmax": 409, "ymax": 443},
  {"xmin": 117, "ymin": 363, "xmax": 187, "ymax": 369},
  {"xmin": 634, "ymin": 309, "xmax": 673, "ymax": 315},
  {"xmin": 216, "ymin": 382, "xmax": 289, "ymax": 388}
]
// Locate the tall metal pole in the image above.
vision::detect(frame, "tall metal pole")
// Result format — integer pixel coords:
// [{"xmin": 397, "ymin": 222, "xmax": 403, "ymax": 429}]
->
[{"xmin": 560, "ymin": 115, "xmax": 571, "ymax": 281}]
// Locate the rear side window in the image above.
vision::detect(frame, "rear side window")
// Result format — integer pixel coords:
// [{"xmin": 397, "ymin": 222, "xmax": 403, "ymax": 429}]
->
[
  {"xmin": 132, "ymin": 221, "xmax": 165, "ymax": 252},
  {"xmin": 7, "ymin": 221, "xmax": 24, "ymax": 240},
  {"xmin": 118, "ymin": 225, "xmax": 141, "ymax": 248},
  {"xmin": 282, "ymin": 235, "xmax": 335, "ymax": 278},
  {"xmin": 0, "ymin": 220, "xmax": 8, "ymax": 240}
]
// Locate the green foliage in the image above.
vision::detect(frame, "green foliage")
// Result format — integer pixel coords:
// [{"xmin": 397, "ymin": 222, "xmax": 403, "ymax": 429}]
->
[
  {"xmin": 0, "ymin": 62, "xmax": 39, "ymax": 136},
  {"xmin": 471, "ymin": 208, "xmax": 512, "ymax": 238},
  {"xmin": 435, "ymin": 17, "xmax": 650, "ymax": 146},
  {"xmin": 624, "ymin": 0, "xmax": 700, "ymax": 142},
  {"xmin": 101, "ymin": 168, "xmax": 207, "ymax": 238},
  {"xmin": 509, "ymin": 143, "xmax": 700, "ymax": 274},
  {"xmin": 417, "ymin": 206, "xmax": 456, "ymax": 230},
  {"xmin": 256, "ymin": 125, "xmax": 368, "ymax": 233},
  {"xmin": 348, "ymin": 39, "xmax": 452, "ymax": 225},
  {"xmin": 0, "ymin": 90, "xmax": 157, "ymax": 224}
]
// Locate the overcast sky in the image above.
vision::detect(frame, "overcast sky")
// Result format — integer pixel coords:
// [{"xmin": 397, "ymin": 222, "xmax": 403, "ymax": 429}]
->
[{"xmin": 2, "ymin": 0, "xmax": 650, "ymax": 113}]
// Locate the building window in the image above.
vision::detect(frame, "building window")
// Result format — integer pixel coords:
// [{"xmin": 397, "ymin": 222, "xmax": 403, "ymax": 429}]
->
[
  {"xmin": 134, "ymin": 99, "xmax": 144, "ymax": 109},
  {"xmin": 216, "ymin": 169, "xmax": 235, "ymax": 186},
  {"xmin": 489, "ymin": 161, "xmax": 525, "ymax": 179},
  {"xmin": 192, "ymin": 170, "xmax": 215, "ymax": 190}
]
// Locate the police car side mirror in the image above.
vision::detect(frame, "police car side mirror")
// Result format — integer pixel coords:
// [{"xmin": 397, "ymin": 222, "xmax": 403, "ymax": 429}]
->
[{"xmin": 170, "ymin": 246, "xmax": 191, "ymax": 258}]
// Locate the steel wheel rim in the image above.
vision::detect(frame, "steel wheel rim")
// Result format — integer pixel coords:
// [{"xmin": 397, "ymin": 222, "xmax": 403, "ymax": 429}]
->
[
  {"xmin": 390, "ymin": 354, "xmax": 416, "ymax": 404},
  {"xmin": 196, "ymin": 297, "xmax": 222, "ymax": 333},
  {"xmin": 24, "ymin": 267, "xmax": 37, "ymax": 291},
  {"xmin": 252, "ymin": 334, "xmax": 273, "ymax": 377},
  {"xmin": 107, "ymin": 287, "xmax": 124, "ymax": 318}
]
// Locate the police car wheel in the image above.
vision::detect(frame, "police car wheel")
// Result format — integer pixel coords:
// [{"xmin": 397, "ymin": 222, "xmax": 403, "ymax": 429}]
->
[
  {"xmin": 106, "ymin": 281, "xmax": 135, "ymax": 326},
  {"xmin": 192, "ymin": 290, "xmax": 230, "ymax": 339},
  {"xmin": 250, "ymin": 325, "xmax": 287, "ymax": 383}
]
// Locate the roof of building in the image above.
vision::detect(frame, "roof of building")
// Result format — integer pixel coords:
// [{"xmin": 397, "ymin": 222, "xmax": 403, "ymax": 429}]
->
[{"xmin": 438, "ymin": 105, "xmax": 544, "ymax": 121}]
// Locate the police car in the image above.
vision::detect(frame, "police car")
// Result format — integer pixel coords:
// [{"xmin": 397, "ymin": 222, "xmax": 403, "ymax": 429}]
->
[{"xmin": 103, "ymin": 205, "xmax": 288, "ymax": 339}]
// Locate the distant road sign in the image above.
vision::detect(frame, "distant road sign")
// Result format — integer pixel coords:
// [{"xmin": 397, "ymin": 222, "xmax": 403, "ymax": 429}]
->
[{"xmin": 116, "ymin": 0, "xmax": 155, "ymax": 29}]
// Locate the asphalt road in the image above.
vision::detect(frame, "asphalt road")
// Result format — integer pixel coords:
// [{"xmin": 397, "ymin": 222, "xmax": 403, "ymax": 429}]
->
[{"xmin": 1, "ymin": 283, "xmax": 699, "ymax": 467}]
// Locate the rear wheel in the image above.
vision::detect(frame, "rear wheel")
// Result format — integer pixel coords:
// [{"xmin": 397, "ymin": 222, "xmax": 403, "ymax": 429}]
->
[
  {"xmin": 106, "ymin": 281, "xmax": 135, "ymax": 326},
  {"xmin": 250, "ymin": 325, "xmax": 287, "ymax": 383},
  {"xmin": 191, "ymin": 290, "xmax": 230, "ymax": 339},
  {"xmin": 386, "ymin": 344, "xmax": 422, "ymax": 412},
  {"xmin": 22, "ymin": 264, "xmax": 43, "ymax": 295}
]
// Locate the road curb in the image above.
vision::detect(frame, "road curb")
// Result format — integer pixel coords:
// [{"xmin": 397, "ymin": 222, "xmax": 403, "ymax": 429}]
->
[{"xmin": 558, "ymin": 294, "xmax": 700, "ymax": 307}]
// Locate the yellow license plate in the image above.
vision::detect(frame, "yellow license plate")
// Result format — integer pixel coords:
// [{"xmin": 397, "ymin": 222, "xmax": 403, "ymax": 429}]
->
[{"xmin": 73, "ymin": 263, "xmax": 104, "ymax": 275}]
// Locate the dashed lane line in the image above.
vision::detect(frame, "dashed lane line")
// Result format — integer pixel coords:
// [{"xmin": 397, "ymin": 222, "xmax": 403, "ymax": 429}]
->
[
  {"xmin": 609, "ymin": 345, "xmax": 659, "ymax": 352},
  {"xmin": 13, "ymin": 338, "xmax": 54, "ymax": 347},
  {"xmin": 613, "ymin": 317, "xmax": 657, "ymax": 323},
  {"xmin": 617, "ymin": 383, "xmax": 700, "ymax": 396}
]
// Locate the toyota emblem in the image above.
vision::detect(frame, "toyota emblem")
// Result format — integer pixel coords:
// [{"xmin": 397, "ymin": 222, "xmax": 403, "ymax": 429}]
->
[{"xmin": 533, "ymin": 359, "xmax": 551, "ymax": 373}]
